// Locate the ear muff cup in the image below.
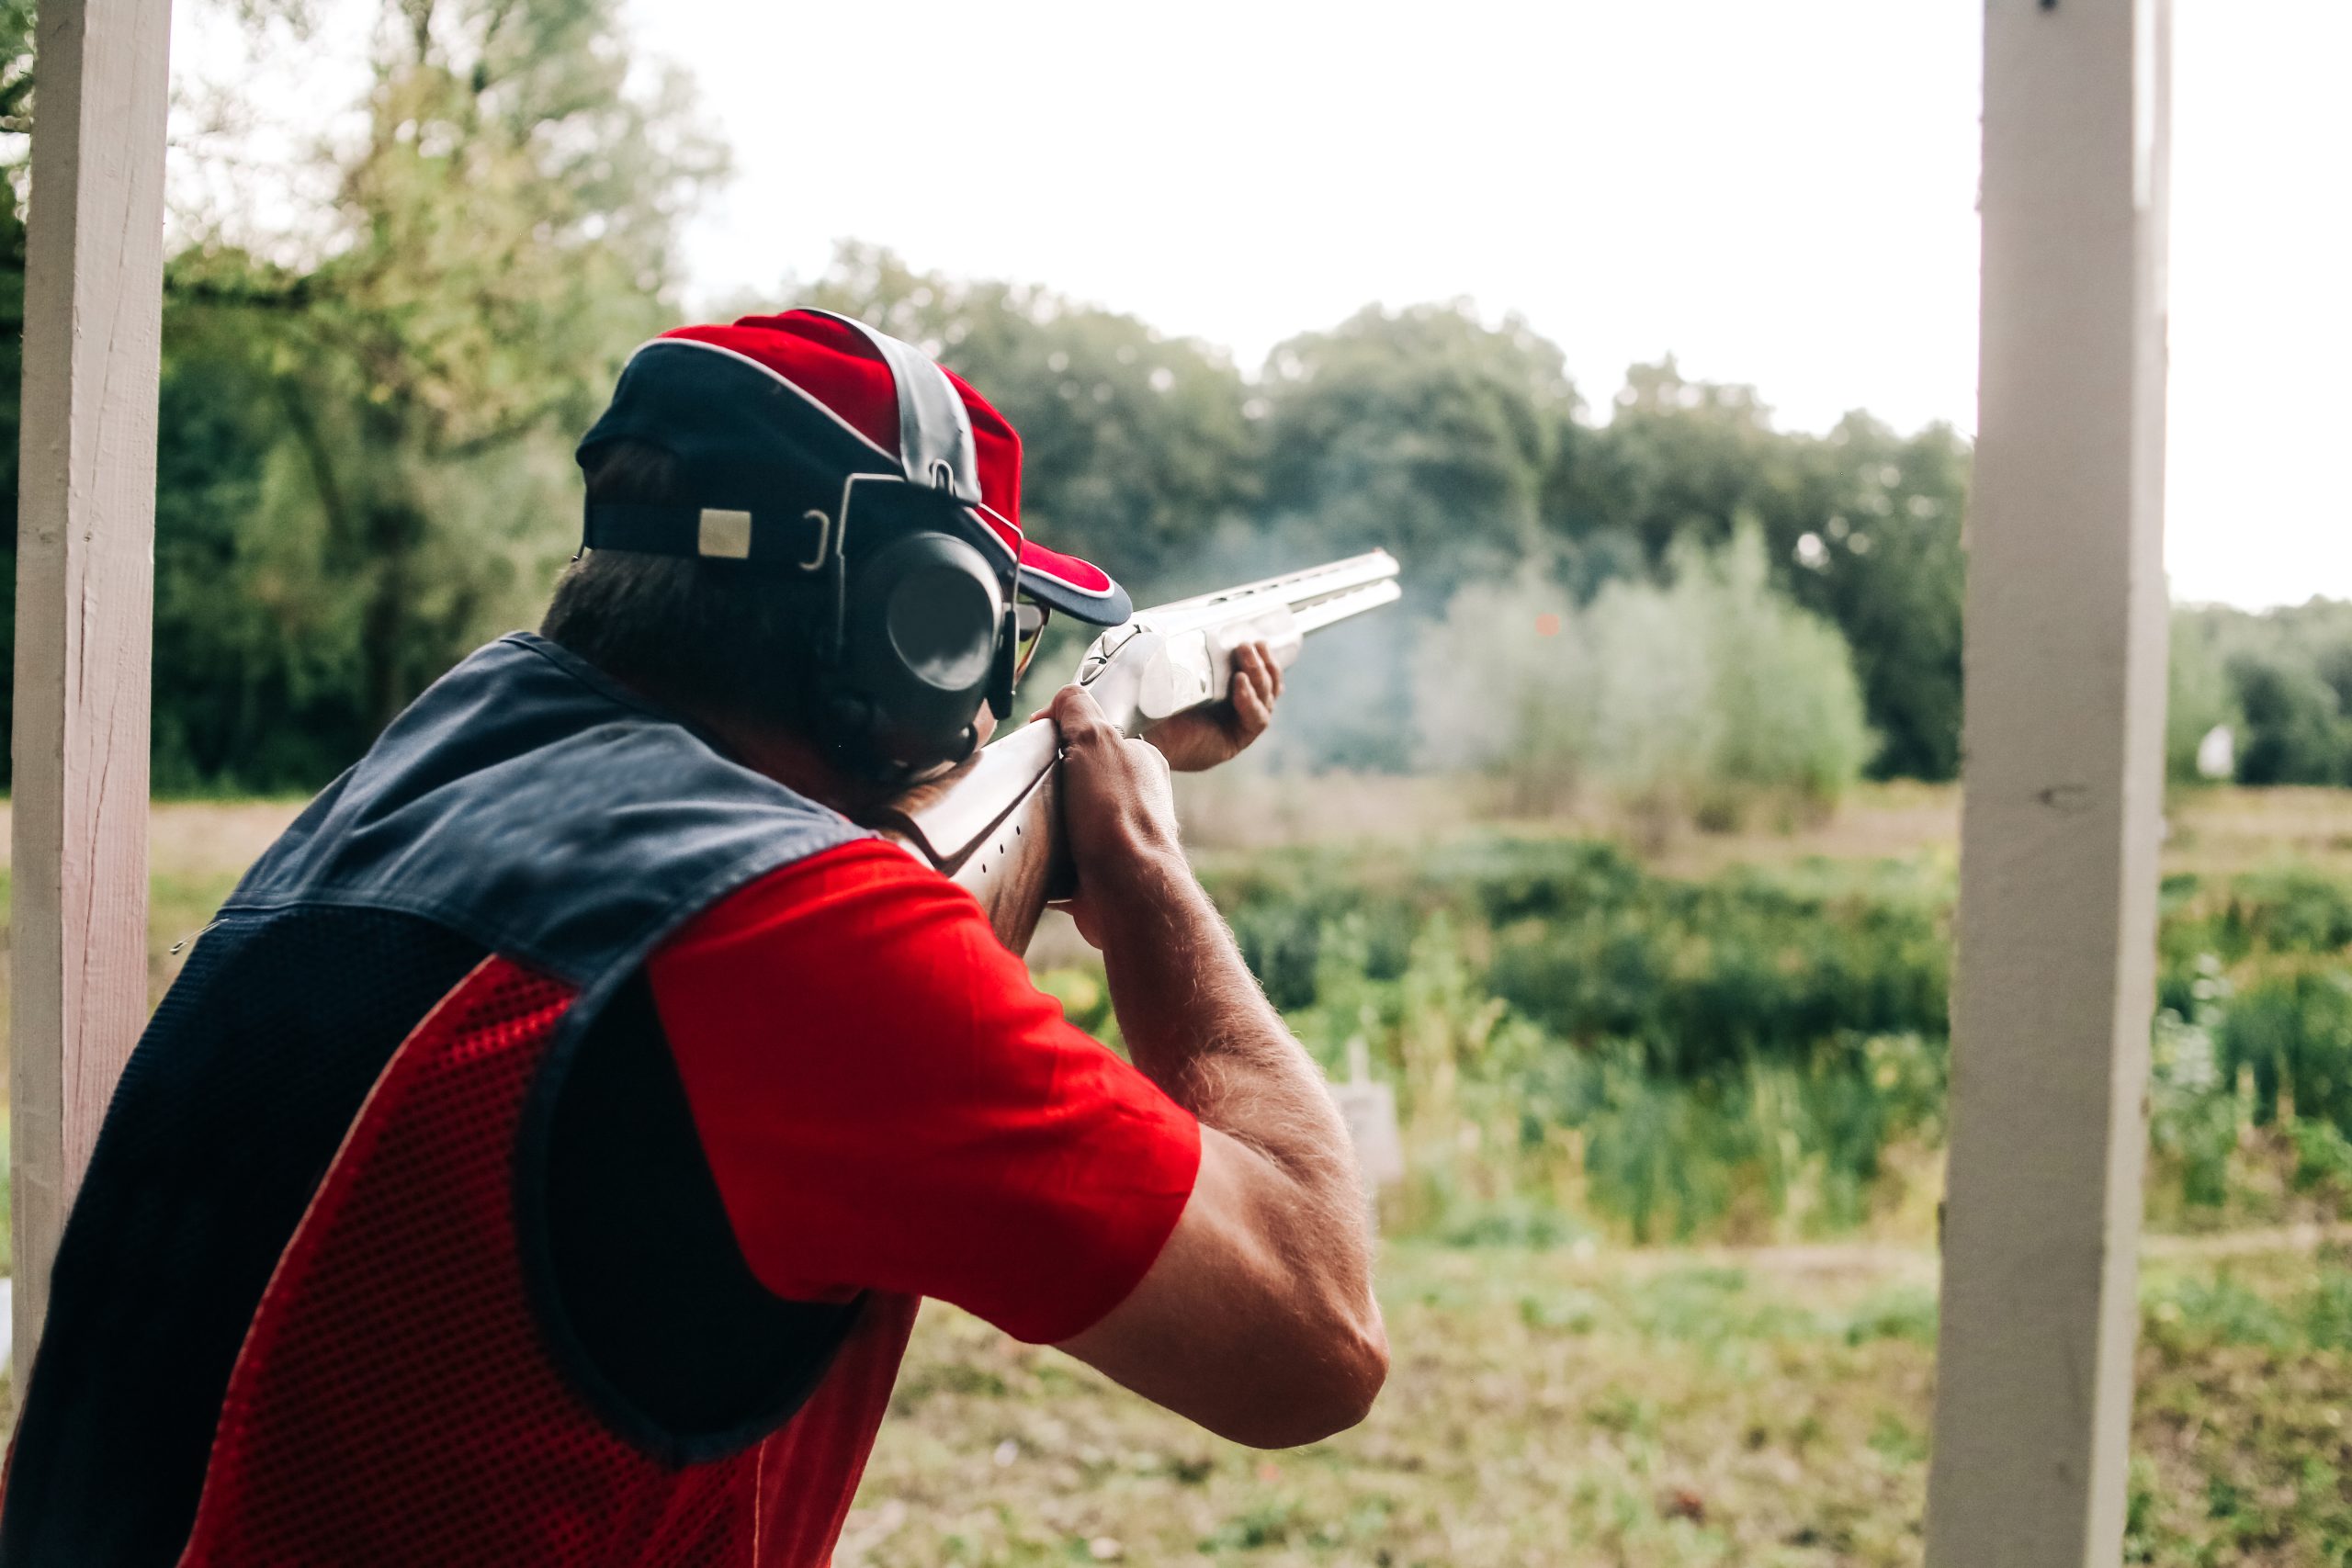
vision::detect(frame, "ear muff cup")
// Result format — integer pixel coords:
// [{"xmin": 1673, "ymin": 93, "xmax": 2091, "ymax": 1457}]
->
[{"xmin": 835, "ymin": 531, "xmax": 1007, "ymax": 774}]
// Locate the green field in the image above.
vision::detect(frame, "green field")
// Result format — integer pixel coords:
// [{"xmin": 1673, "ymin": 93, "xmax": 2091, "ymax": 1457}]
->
[
  {"xmin": 1, "ymin": 786, "xmax": 2348, "ymax": 1560},
  {"xmin": 848, "ymin": 1236, "xmax": 2349, "ymax": 1567}
]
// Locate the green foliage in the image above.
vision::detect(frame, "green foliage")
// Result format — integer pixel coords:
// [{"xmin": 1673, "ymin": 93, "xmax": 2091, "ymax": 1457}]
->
[
  {"xmin": 2231, "ymin": 654, "xmax": 2352, "ymax": 785},
  {"xmin": 1409, "ymin": 570, "xmax": 1594, "ymax": 810},
  {"xmin": 1417, "ymin": 528, "xmax": 1872, "ymax": 826},
  {"xmin": 1594, "ymin": 527, "xmax": 1871, "ymax": 827},
  {"xmin": 2147, "ymin": 1003, "xmax": 2238, "ymax": 1212},
  {"xmin": 1201, "ymin": 840, "xmax": 1951, "ymax": 1241},
  {"xmin": 10, "ymin": 24, "xmax": 1972, "ymax": 791},
  {"xmin": 1558, "ymin": 365, "xmax": 1969, "ymax": 781},
  {"xmin": 2165, "ymin": 608, "xmax": 2243, "ymax": 781},
  {"xmin": 1259, "ymin": 302, "xmax": 1584, "ymax": 601},
  {"xmin": 0, "ymin": 0, "xmax": 722, "ymax": 787},
  {"xmin": 2173, "ymin": 598, "xmax": 2352, "ymax": 785},
  {"xmin": 1194, "ymin": 839, "xmax": 2352, "ymax": 1243},
  {"xmin": 2216, "ymin": 962, "xmax": 2352, "ymax": 1130},
  {"xmin": 18, "ymin": 6, "xmax": 2352, "ymax": 807},
  {"xmin": 153, "ymin": 0, "xmax": 719, "ymax": 780},
  {"xmin": 2142, "ymin": 1254, "xmax": 2352, "ymax": 1357}
]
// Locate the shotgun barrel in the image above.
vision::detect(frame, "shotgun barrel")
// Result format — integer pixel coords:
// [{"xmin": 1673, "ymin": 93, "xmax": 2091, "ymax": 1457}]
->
[{"xmin": 869, "ymin": 549, "xmax": 1402, "ymax": 953}]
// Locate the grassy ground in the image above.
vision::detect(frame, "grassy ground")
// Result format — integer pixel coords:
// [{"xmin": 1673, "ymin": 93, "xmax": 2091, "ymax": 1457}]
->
[
  {"xmin": 1171, "ymin": 772, "xmax": 2352, "ymax": 881},
  {"xmin": 845, "ymin": 1235, "xmax": 2352, "ymax": 1567},
  {"xmin": 1, "ymin": 789, "xmax": 2347, "ymax": 1559}
]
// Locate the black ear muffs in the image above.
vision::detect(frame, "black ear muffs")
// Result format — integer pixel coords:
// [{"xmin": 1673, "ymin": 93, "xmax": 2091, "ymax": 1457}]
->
[{"xmin": 832, "ymin": 529, "xmax": 1007, "ymax": 775}]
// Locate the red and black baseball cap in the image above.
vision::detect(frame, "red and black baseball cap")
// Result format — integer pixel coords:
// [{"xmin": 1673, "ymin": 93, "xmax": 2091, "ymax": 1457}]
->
[{"xmin": 576, "ymin": 310, "xmax": 1132, "ymax": 625}]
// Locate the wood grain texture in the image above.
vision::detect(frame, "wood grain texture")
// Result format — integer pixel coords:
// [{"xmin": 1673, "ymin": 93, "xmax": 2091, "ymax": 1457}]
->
[
  {"xmin": 1925, "ymin": 2, "xmax": 2171, "ymax": 1563},
  {"xmin": 9, "ymin": 0, "xmax": 174, "ymax": 1394}
]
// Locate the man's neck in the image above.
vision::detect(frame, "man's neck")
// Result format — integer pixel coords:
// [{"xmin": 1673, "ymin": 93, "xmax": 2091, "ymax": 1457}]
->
[
  {"xmin": 603, "ymin": 671, "xmax": 883, "ymax": 819},
  {"xmin": 700, "ymin": 716, "xmax": 890, "ymax": 820}
]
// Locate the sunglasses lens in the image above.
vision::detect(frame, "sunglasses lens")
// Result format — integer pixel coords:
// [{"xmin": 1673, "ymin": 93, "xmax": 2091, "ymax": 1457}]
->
[{"xmin": 1012, "ymin": 602, "xmax": 1049, "ymax": 681}]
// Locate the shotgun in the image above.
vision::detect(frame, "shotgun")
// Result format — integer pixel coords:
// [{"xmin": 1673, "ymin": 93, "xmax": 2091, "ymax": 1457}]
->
[{"xmin": 870, "ymin": 550, "xmax": 1403, "ymax": 953}]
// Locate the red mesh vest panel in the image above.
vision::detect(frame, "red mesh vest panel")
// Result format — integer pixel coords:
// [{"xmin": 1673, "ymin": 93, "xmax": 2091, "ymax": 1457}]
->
[{"xmin": 172, "ymin": 957, "xmax": 911, "ymax": 1568}]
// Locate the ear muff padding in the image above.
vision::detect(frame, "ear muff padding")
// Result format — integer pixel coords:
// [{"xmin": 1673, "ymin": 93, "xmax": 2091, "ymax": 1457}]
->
[{"xmin": 833, "ymin": 531, "xmax": 1006, "ymax": 774}]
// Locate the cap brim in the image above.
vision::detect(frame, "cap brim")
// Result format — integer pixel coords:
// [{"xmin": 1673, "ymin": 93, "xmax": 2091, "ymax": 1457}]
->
[
  {"xmin": 971, "ymin": 504, "xmax": 1131, "ymax": 625},
  {"xmin": 1017, "ymin": 540, "xmax": 1132, "ymax": 625}
]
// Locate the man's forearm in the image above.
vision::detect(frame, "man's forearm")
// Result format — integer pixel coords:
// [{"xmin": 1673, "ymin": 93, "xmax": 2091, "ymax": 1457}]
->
[
  {"xmin": 1088, "ymin": 840, "xmax": 1377, "ymax": 1351},
  {"xmin": 1091, "ymin": 850, "xmax": 1347, "ymax": 1166},
  {"xmin": 1044, "ymin": 687, "xmax": 1385, "ymax": 1444}
]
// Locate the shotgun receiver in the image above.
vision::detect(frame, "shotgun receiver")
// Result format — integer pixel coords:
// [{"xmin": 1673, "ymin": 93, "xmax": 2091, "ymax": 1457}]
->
[{"xmin": 869, "ymin": 550, "xmax": 1403, "ymax": 953}]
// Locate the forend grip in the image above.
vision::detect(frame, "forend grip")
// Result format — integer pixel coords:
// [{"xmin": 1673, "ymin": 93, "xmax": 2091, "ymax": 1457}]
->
[{"xmin": 1079, "ymin": 607, "xmax": 1304, "ymax": 735}]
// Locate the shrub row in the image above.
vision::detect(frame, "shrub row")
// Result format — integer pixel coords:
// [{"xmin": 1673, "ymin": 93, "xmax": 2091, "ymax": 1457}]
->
[{"xmin": 1191, "ymin": 837, "xmax": 2352, "ymax": 1240}]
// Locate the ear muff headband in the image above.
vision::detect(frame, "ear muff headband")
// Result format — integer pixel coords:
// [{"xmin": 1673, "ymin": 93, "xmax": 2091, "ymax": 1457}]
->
[{"xmin": 792, "ymin": 309, "xmax": 984, "ymax": 507}]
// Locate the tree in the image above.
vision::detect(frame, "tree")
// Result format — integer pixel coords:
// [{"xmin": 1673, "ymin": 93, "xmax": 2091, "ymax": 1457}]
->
[
  {"xmin": 1557, "ymin": 357, "xmax": 1792, "ymax": 568},
  {"xmin": 1562, "ymin": 361, "xmax": 1967, "ymax": 780},
  {"xmin": 2174, "ymin": 598, "xmax": 2352, "ymax": 786},
  {"xmin": 141, "ymin": 0, "xmax": 723, "ymax": 783},
  {"xmin": 1259, "ymin": 301, "xmax": 1586, "ymax": 603},
  {"xmin": 2166, "ymin": 605, "xmax": 2243, "ymax": 783},
  {"xmin": 2228, "ymin": 654, "xmax": 2349, "ymax": 786},
  {"xmin": 1772, "ymin": 413, "xmax": 1968, "ymax": 781}
]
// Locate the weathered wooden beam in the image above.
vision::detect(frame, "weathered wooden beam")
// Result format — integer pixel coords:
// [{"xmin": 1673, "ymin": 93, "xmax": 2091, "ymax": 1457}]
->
[
  {"xmin": 1926, "ymin": 1, "xmax": 2171, "ymax": 1563},
  {"xmin": 10, "ymin": 0, "xmax": 174, "ymax": 1395}
]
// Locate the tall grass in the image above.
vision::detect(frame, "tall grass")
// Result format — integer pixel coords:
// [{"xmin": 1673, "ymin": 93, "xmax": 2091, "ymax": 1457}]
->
[{"xmin": 1189, "ymin": 838, "xmax": 2352, "ymax": 1243}]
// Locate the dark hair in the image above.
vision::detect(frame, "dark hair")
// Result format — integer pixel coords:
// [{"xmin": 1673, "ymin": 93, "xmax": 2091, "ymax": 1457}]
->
[{"xmin": 542, "ymin": 440, "xmax": 825, "ymax": 730}]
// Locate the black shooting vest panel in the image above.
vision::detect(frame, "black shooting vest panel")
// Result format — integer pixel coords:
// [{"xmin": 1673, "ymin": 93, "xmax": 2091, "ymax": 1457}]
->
[{"xmin": 0, "ymin": 634, "xmax": 871, "ymax": 1568}]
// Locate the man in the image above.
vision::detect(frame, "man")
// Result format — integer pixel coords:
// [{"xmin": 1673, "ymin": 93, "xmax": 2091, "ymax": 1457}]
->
[{"xmin": 0, "ymin": 310, "xmax": 1385, "ymax": 1567}]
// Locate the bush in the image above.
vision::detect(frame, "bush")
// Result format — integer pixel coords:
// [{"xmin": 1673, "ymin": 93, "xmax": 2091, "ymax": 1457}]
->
[
  {"xmin": 1412, "ymin": 570, "xmax": 1595, "ymax": 811},
  {"xmin": 1415, "ymin": 527, "xmax": 1872, "ymax": 829},
  {"xmin": 1192, "ymin": 836, "xmax": 2352, "ymax": 1243},
  {"xmin": 2228, "ymin": 654, "xmax": 2352, "ymax": 786},
  {"xmin": 2216, "ymin": 962, "xmax": 2352, "ymax": 1132}
]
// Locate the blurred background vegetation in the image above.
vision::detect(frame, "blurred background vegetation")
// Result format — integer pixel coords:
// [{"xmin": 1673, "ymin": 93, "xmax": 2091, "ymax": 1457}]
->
[
  {"xmin": 0, "ymin": 0, "xmax": 2342, "ymax": 1243},
  {"xmin": 4, "ymin": 0, "xmax": 2346, "ymax": 807},
  {"xmin": 0, "ymin": 0, "xmax": 2343, "ymax": 1557}
]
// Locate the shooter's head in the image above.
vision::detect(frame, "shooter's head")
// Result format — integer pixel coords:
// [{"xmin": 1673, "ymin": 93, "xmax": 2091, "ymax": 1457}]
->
[{"xmin": 541, "ymin": 310, "xmax": 1131, "ymax": 787}]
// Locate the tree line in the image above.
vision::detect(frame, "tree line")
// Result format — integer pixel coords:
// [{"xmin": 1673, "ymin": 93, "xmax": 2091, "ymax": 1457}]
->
[{"xmin": 0, "ymin": 0, "xmax": 2337, "ymax": 797}]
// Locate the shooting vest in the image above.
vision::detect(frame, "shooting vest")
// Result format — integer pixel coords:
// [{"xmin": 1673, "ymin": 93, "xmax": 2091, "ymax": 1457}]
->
[{"xmin": 0, "ymin": 633, "xmax": 888, "ymax": 1568}]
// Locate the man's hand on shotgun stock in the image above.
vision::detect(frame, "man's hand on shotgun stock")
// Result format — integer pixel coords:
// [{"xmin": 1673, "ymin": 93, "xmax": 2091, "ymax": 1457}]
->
[{"xmin": 1043, "ymin": 683, "xmax": 1388, "ymax": 1449}]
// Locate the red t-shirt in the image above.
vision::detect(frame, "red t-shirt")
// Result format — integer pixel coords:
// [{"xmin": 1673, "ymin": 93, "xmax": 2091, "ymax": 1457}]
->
[{"xmin": 643, "ymin": 837, "xmax": 1201, "ymax": 1563}]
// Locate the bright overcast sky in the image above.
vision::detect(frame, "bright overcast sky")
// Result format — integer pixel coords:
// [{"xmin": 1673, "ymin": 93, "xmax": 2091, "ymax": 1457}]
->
[{"xmin": 176, "ymin": 0, "xmax": 2352, "ymax": 609}]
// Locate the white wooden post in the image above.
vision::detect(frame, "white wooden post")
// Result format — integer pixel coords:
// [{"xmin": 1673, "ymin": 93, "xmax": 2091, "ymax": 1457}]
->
[
  {"xmin": 1926, "ymin": 1, "xmax": 2170, "ymax": 1563},
  {"xmin": 10, "ymin": 0, "xmax": 173, "ymax": 1393}
]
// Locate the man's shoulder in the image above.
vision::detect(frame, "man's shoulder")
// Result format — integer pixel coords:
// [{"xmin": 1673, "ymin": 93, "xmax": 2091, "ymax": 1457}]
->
[
  {"xmin": 229, "ymin": 633, "xmax": 873, "ymax": 986},
  {"xmin": 655, "ymin": 837, "xmax": 978, "ymax": 964}
]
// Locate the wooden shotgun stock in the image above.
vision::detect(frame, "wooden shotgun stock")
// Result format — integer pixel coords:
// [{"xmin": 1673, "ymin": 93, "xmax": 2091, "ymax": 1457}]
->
[{"xmin": 864, "ymin": 550, "xmax": 1402, "ymax": 953}]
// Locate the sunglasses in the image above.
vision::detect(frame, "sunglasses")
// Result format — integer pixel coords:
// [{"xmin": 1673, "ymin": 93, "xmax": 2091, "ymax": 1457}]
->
[{"xmin": 1013, "ymin": 600, "xmax": 1052, "ymax": 683}]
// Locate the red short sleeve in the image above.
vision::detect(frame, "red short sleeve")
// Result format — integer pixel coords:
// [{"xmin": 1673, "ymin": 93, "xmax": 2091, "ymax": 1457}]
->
[{"xmin": 645, "ymin": 839, "xmax": 1200, "ymax": 1345}]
